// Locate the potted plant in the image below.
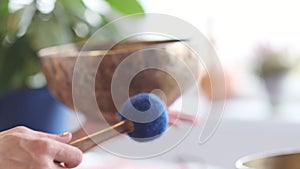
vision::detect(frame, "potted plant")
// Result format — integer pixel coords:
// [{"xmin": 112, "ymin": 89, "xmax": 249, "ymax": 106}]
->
[
  {"xmin": 0, "ymin": 0, "xmax": 144, "ymax": 133},
  {"xmin": 254, "ymin": 43, "xmax": 293, "ymax": 110}
]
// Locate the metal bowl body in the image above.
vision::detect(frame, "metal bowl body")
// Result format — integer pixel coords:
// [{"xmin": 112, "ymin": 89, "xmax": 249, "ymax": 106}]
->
[
  {"xmin": 236, "ymin": 151, "xmax": 300, "ymax": 169},
  {"xmin": 39, "ymin": 41, "xmax": 201, "ymax": 119}
]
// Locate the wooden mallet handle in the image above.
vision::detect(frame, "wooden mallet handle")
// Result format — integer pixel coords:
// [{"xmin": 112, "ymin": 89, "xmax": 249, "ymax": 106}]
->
[{"xmin": 70, "ymin": 120, "xmax": 134, "ymax": 152}]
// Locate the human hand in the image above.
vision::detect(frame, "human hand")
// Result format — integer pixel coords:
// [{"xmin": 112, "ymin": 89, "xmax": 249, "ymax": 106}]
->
[{"xmin": 0, "ymin": 126, "xmax": 82, "ymax": 169}]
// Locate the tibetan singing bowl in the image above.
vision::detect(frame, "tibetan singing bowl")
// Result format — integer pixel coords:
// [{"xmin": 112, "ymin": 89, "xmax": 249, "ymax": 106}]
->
[
  {"xmin": 236, "ymin": 151, "xmax": 300, "ymax": 169},
  {"xmin": 38, "ymin": 40, "xmax": 201, "ymax": 119}
]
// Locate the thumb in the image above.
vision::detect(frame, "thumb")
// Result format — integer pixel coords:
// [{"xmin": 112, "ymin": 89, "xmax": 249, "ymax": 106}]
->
[
  {"xmin": 57, "ymin": 132, "xmax": 72, "ymax": 143},
  {"xmin": 35, "ymin": 131, "xmax": 72, "ymax": 143}
]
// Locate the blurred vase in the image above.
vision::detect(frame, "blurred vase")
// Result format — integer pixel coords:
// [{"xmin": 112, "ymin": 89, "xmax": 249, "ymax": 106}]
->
[
  {"xmin": 0, "ymin": 87, "xmax": 72, "ymax": 134},
  {"xmin": 261, "ymin": 72, "xmax": 285, "ymax": 109}
]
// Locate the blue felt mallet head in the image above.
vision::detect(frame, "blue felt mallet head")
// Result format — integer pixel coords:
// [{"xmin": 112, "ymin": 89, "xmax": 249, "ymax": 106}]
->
[
  {"xmin": 70, "ymin": 93, "xmax": 169, "ymax": 152},
  {"xmin": 119, "ymin": 93, "xmax": 168, "ymax": 142}
]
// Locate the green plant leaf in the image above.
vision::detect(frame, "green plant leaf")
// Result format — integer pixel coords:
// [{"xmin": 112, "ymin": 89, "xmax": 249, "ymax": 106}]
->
[
  {"xmin": 0, "ymin": 36, "xmax": 39, "ymax": 94},
  {"xmin": 0, "ymin": 0, "xmax": 9, "ymax": 17},
  {"xmin": 27, "ymin": 13, "xmax": 74, "ymax": 50},
  {"xmin": 6, "ymin": 9, "xmax": 22, "ymax": 38},
  {"xmin": 58, "ymin": 0, "xmax": 87, "ymax": 22},
  {"xmin": 105, "ymin": 0, "xmax": 144, "ymax": 15}
]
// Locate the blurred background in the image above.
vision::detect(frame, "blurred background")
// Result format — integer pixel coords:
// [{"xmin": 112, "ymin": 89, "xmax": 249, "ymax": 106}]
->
[
  {"xmin": 1, "ymin": 0, "xmax": 300, "ymax": 168},
  {"xmin": 141, "ymin": 0, "xmax": 300, "ymax": 122}
]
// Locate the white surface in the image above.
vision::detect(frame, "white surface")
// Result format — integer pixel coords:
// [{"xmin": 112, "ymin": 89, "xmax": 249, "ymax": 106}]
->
[
  {"xmin": 160, "ymin": 119, "xmax": 300, "ymax": 169},
  {"xmin": 76, "ymin": 152, "xmax": 223, "ymax": 169},
  {"xmin": 75, "ymin": 118, "xmax": 300, "ymax": 169}
]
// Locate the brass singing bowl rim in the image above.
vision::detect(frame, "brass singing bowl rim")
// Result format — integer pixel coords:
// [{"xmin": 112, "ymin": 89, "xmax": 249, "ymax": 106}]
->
[
  {"xmin": 236, "ymin": 149, "xmax": 300, "ymax": 169},
  {"xmin": 38, "ymin": 39, "xmax": 188, "ymax": 58}
]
